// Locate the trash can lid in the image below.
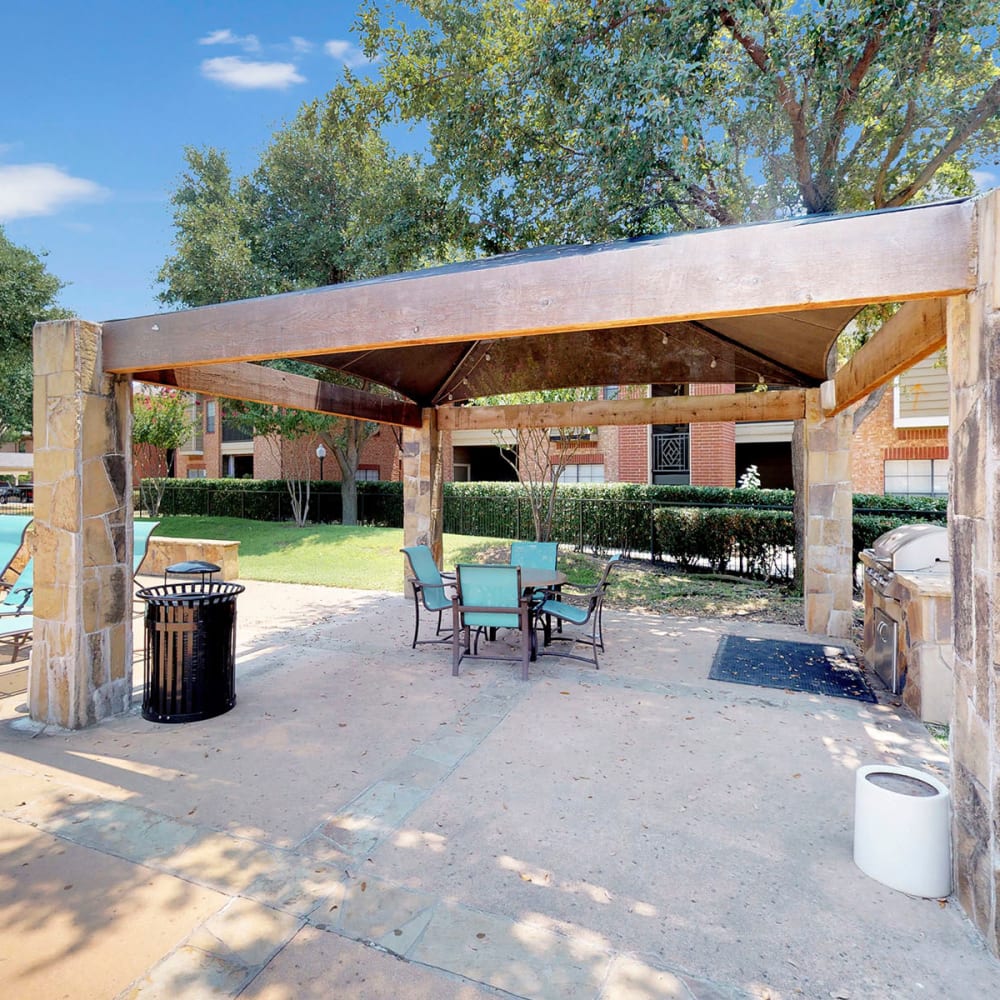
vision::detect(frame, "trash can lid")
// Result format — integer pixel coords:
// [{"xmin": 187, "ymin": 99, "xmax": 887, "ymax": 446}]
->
[{"xmin": 165, "ymin": 560, "xmax": 222, "ymax": 573}]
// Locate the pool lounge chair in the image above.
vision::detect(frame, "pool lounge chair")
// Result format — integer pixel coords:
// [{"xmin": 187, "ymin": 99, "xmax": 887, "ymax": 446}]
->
[
  {"xmin": 0, "ymin": 515, "xmax": 32, "ymax": 591},
  {"xmin": 0, "ymin": 557, "xmax": 33, "ymax": 662}
]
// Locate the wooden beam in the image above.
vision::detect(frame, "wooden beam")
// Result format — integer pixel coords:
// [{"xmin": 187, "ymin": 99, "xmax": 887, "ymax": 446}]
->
[
  {"xmin": 823, "ymin": 299, "xmax": 948, "ymax": 416},
  {"xmin": 102, "ymin": 199, "xmax": 976, "ymax": 373},
  {"xmin": 135, "ymin": 363, "xmax": 423, "ymax": 428},
  {"xmin": 436, "ymin": 389, "xmax": 807, "ymax": 431}
]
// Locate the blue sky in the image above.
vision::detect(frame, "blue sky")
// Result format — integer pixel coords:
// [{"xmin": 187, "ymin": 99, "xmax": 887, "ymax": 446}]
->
[
  {"xmin": 1, "ymin": 1, "xmax": 392, "ymax": 321},
  {"xmin": 4, "ymin": 3, "xmax": 998, "ymax": 326}
]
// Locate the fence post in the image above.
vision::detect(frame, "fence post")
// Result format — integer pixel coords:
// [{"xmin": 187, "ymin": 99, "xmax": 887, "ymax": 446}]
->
[{"xmin": 650, "ymin": 502, "xmax": 656, "ymax": 563}]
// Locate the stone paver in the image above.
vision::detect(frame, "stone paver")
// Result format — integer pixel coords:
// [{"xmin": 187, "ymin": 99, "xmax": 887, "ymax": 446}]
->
[{"xmin": 0, "ymin": 580, "xmax": 998, "ymax": 999}]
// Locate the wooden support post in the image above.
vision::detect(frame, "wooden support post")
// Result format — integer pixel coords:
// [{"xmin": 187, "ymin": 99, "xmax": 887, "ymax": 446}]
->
[
  {"xmin": 437, "ymin": 389, "xmax": 806, "ymax": 432},
  {"xmin": 823, "ymin": 299, "xmax": 949, "ymax": 417}
]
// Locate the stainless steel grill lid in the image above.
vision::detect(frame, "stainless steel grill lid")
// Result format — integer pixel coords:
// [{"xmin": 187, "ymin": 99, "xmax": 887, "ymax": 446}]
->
[{"xmin": 870, "ymin": 523, "xmax": 948, "ymax": 572}]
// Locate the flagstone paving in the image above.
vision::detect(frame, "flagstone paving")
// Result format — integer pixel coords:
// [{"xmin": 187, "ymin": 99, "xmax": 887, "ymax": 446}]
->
[{"xmin": 0, "ymin": 579, "xmax": 998, "ymax": 998}]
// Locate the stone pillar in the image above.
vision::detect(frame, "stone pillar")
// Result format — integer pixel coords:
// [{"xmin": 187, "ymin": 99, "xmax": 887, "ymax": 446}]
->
[
  {"xmin": 948, "ymin": 191, "xmax": 1000, "ymax": 952},
  {"xmin": 31, "ymin": 320, "xmax": 133, "ymax": 728},
  {"xmin": 800, "ymin": 389, "xmax": 853, "ymax": 637},
  {"xmin": 402, "ymin": 408, "xmax": 443, "ymax": 569}
]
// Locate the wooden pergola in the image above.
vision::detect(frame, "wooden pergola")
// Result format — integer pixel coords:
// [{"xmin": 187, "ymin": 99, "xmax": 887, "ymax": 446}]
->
[
  {"xmin": 101, "ymin": 199, "xmax": 964, "ymax": 431},
  {"xmin": 29, "ymin": 191, "xmax": 1000, "ymax": 954}
]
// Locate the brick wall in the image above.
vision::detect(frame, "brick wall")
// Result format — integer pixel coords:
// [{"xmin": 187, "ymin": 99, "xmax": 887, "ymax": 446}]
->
[
  {"xmin": 689, "ymin": 383, "xmax": 736, "ymax": 487},
  {"xmin": 851, "ymin": 388, "xmax": 948, "ymax": 493},
  {"xmin": 604, "ymin": 384, "xmax": 648, "ymax": 483}
]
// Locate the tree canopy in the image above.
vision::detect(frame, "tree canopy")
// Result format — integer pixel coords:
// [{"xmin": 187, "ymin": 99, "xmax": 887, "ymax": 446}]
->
[
  {"xmin": 359, "ymin": 0, "xmax": 1000, "ymax": 249},
  {"xmin": 158, "ymin": 98, "xmax": 471, "ymax": 522},
  {"xmin": 0, "ymin": 228, "xmax": 68, "ymax": 442},
  {"xmin": 158, "ymin": 99, "xmax": 470, "ymax": 306}
]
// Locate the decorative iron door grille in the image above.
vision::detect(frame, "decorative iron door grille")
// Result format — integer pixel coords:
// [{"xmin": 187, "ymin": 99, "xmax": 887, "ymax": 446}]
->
[{"xmin": 652, "ymin": 431, "xmax": 690, "ymax": 475}]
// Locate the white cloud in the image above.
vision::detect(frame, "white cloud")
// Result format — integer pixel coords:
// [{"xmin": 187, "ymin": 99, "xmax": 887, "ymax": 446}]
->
[
  {"xmin": 201, "ymin": 56, "xmax": 305, "ymax": 90},
  {"xmin": 0, "ymin": 163, "xmax": 107, "ymax": 222},
  {"xmin": 290, "ymin": 36, "xmax": 314, "ymax": 53},
  {"xmin": 324, "ymin": 39, "xmax": 378, "ymax": 69},
  {"xmin": 199, "ymin": 29, "xmax": 260, "ymax": 52}
]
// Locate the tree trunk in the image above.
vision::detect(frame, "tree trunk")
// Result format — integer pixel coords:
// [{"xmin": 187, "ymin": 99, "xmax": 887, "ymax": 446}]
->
[
  {"xmin": 340, "ymin": 470, "xmax": 359, "ymax": 526},
  {"xmin": 334, "ymin": 429, "xmax": 362, "ymax": 526}
]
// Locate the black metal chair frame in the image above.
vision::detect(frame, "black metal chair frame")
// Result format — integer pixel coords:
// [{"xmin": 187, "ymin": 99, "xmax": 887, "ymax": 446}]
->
[
  {"xmin": 537, "ymin": 556, "xmax": 620, "ymax": 669},
  {"xmin": 401, "ymin": 546, "xmax": 455, "ymax": 648}
]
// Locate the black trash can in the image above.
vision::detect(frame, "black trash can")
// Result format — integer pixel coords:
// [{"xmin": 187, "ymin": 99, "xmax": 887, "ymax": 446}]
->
[{"xmin": 137, "ymin": 581, "xmax": 245, "ymax": 723}]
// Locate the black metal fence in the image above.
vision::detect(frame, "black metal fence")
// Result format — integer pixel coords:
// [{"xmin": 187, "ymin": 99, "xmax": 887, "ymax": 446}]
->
[{"xmin": 126, "ymin": 482, "xmax": 943, "ymax": 584}]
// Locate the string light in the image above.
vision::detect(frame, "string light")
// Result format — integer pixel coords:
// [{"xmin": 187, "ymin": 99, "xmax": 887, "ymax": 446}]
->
[{"xmin": 710, "ymin": 356, "xmax": 717, "ymax": 369}]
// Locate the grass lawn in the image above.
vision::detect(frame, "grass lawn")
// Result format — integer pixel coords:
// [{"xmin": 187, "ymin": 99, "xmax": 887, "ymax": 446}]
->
[{"xmin": 149, "ymin": 515, "xmax": 803, "ymax": 624}]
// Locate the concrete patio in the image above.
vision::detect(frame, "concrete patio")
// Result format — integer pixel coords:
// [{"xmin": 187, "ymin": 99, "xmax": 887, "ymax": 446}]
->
[{"xmin": 1, "ymin": 578, "xmax": 997, "ymax": 999}]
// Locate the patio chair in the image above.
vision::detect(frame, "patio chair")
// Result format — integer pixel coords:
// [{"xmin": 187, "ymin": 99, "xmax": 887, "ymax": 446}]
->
[
  {"xmin": 510, "ymin": 539, "xmax": 561, "ymax": 631},
  {"xmin": 0, "ymin": 557, "xmax": 33, "ymax": 662},
  {"xmin": 0, "ymin": 515, "xmax": 33, "ymax": 591},
  {"xmin": 510, "ymin": 541, "xmax": 558, "ymax": 573},
  {"xmin": 401, "ymin": 545, "xmax": 455, "ymax": 647},
  {"xmin": 452, "ymin": 563, "xmax": 534, "ymax": 680},
  {"xmin": 537, "ymin": 554, "xmax": 621, "ymax": 668}
]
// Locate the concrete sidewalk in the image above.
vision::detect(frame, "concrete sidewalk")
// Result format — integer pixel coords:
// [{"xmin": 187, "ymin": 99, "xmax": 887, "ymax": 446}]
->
[{"xmin": 0, "ymin": 578, "xmax": 997, "ymax": 999}]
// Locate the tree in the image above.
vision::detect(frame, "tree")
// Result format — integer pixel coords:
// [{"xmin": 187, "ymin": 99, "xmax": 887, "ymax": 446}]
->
[
  {"xmin": 0, "ymin": 352, "xmax": 33, "ymax": 447},
  {"xmin": 0, "ymin": 227, "xmax": 69, "ymax": 443},
  {"xmin": 474, "ymin": 387, "xmax": 598, "ymax": 541},
  {"xmin": 360, "ymin": 0, "xmax": 1000, "ymax": 249},
  {"xmin": 132, "ymin": 389, "xmax": 200, "ymax": 517},
  {"xmin": 158, "ymin": 97, "xmax": 470, "ymax": 524},
  {"xmin": 361, "ymin": 0, "xmax": 998, "ymax": 590}
]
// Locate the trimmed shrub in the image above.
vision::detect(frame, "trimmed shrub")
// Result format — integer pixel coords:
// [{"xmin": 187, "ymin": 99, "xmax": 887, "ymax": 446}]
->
[{"xmin": 652, "ymin": 506, "xmax": 794, "ymax": 579}]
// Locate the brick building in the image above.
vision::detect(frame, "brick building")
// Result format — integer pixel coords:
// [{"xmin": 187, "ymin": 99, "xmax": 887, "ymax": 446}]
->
[{"xmin": 165, "ymin": 352, "xmax": 949, "ymax": 499}]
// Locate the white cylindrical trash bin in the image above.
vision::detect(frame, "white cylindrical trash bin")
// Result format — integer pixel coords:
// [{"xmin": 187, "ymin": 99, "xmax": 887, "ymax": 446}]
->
[{"xmin": 853, "ymin": 764, "xmax": 951, "ymax": 898}]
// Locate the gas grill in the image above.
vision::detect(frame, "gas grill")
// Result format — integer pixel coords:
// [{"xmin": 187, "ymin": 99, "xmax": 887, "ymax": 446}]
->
[
  {"xmin": 860, "ymin": 523, "xmax": 951, "ymax": 705},
  {"xmin": 862, "ymin": 523, "xmax": 950, "ymax": 595}
]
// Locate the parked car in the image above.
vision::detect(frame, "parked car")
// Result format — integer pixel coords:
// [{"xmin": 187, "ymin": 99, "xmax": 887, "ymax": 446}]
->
[{"xmin": 0, "ymin": 482, "xmax": 30, "ymax": 504}]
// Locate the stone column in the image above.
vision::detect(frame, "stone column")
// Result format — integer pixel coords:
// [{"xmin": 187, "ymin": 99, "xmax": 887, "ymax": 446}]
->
[
  {"xmin": 31, "ymin": 320, "xmax": 133, "ymax": 728},
  {"xmin": 799, "ymin": 388, "xmax": 854, "ymax": 637},
  {"xmin": 948, "ymin": 191, "xmax": 1000, "ymax": 952},
  {"xmin": 402, "ymin": 408, "xmax": 443, "ymax": 569}
]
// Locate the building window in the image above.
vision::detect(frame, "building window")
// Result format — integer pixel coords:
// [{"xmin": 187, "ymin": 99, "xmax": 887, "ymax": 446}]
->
[
  {"xmin": 179, "ymin": 398, "xmax": 204, "ymax": 454},
  {"xmin": 187, "ymin": 468, "xmax": 208, "ymax": 479},
  {"xmin": 205, "ymin": 401, "xmax": 217, "ymax": 434},
  {"xmin": 357, "ymin": 467, "xmax": 380, "ymax": 481},
  {"xmin": 884, "ymin": 459, "xmax": 949, "ymax": 496},
  {"xmin": 604, "ymin": 385, "xmax": 620, "ymax": 400},
  {"xmin": 559, "ymin": 464, "xmax": 605, "ymax": 483}
]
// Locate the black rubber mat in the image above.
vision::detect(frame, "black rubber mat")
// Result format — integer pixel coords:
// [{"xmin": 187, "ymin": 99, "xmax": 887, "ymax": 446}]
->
[{"xmin": 709, "ymin": 635, "xmax": 877, "ymax": 702}]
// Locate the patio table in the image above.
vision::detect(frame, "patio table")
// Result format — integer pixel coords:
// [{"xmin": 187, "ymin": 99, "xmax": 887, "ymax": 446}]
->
[{"xmin": 516, "ymin": 568, "xmax": 567, "ymax": 593}]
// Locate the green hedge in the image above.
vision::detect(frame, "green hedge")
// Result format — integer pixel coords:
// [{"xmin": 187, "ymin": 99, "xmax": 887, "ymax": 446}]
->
[
  {"xmin": 653, "ymin": 506, "xmax": 795, "ymax": 578},
  {"xmin": 145, "ymin": 479, "xmax": 945, "ymax": 577}
]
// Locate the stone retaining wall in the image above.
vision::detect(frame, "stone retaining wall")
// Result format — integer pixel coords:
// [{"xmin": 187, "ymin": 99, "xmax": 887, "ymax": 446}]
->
[{"xmin": 139, "ymin": 537, "xmax": 240, "ymax": 580}]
